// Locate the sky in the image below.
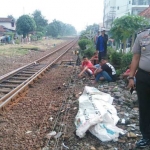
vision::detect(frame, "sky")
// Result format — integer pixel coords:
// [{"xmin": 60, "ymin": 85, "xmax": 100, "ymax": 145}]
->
[{"xmin": 0, "ymin": 0, "xmax": 104, "ymax": 32}]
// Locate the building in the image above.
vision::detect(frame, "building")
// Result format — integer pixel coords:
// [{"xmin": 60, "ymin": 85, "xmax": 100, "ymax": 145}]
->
[
  {"xmin": 139, "ymin": 5, "xmax": 150, "ymax": 18},
  {"xmin": 0, "ymin": 18, "xmax": 16, "ymax": 31},
  {"xmin": 103, "ymin": 0, "xmax": 116, "ymax": 29},
  {"xmin": 103, "ymin": 0, "xmax": 149, "ymax": 29}
]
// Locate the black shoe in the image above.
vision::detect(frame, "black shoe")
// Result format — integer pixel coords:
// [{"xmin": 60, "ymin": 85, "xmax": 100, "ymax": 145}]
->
[{"xmin": 136, "ymin": 138, "xmax": 150, "ymax": 148}]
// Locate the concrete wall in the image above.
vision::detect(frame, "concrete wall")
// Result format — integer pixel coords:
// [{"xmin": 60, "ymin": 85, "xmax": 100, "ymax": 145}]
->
[
  {"xmin": 103, "ymin": 0, "xmax": 116, "ymax": 29},
  {"xmin": 0, "ymin": 22, "xmax": 16, "ymax": 30},
  {"xmin": 103, "ymin": 0, "xmax": 149, "ymax": 28}
]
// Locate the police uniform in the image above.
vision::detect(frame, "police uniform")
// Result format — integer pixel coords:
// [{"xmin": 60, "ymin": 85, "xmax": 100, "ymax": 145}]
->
[{"xmin": 132, "ymin": 29, "xmax": 150, "ymax": 144}]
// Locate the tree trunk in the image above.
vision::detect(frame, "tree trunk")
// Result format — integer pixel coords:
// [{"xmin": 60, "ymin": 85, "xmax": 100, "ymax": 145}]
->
[{"xmin": 123, "ymin": 40, "xmax": 127, "ymax": 53}]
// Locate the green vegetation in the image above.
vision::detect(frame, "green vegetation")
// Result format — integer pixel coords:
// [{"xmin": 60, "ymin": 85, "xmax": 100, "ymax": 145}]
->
[
  {"xmin": 110, "ymin": 15, "xmax": 149, "ymax": 52},
  {"xmin": 0, "ymin": 48, "xmax": 28, "ymax": 56},
  {"xmin": 121, "ymin": 52, "xmax": 133, "ymax": 68},
  {"xmin": 77, "ymin": 23, "xmax": 99, "ymax": 58},
  {"xmin": 16, "ymin": 15, "xmax": 36, "ymax": 38},
  {"xmin": 0, "ymin": 45, "xmax": 39, "ymax": 56},
  {"xmin": 32, "ymin": 10, "xmax": 48, "ymax": 35},
  {"xmin": 78, "ymin": 39, "xmax": 92, "ymax": 50},
  {"xmin": 78, "ymin": 39, "xmax": 95, "ymax": 58},
  {"xmin": 110, "ymin": 51, "xmax": 122, "ymax": 66},
  {"xmin": 12, "ymin": 10, "xmax": 77, "ymax": 43},
  {"xmin": 47, "ymin": 19, "xmax": 77, "ymax": 38}
]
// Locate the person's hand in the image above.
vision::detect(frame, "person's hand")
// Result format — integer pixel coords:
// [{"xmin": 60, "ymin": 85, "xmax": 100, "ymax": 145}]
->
[
  {"xmin": 128, "ymin": 79, "xmax": 135, "ymax": 89},
  {"xmin": 78, "ymin": 74, "xmax": 82, "ymax": 78}
]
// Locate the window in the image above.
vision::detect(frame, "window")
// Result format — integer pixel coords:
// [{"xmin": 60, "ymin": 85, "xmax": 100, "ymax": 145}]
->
[
  {"xmin": 117, "ymin": 6, "xmax": 119, "ymax": 10},
  {"xmin": 129, "ymin": 1, "xmax": 131, "ymax": 4}
]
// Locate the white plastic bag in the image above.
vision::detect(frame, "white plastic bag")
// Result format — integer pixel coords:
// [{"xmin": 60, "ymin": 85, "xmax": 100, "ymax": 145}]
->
[{"xmin": 75, "ymin": 86, "xmax": 124, "ymax": 142}]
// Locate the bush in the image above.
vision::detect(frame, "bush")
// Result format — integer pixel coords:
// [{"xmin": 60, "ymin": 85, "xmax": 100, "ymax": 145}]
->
[
  {"xmin": 31, "ymin": 35, "xmax": 37, "ymax": 41},
  {"xmin": 83, "ymin": 45, "xmax": 95, "ymax": 58},
  {"xmin": 116, "ymin": 69, "xmax": 123, "ymax": 76},
  {"xmin": 15, "ymin": 39, "xmax": 20, "ymax": 44},
  {"xmin": 110, "ymin": 51, "xmax": 122, "ymax": 66},
  {"xmin": 121, "ymin": 52, "xmax": 133, "ymax": 68},
  {"xmin": 107, "ymin": 46, "xmax": 115, "ymax": 60},
  {"xmin": 78, "ymin": 39, "xmax": 92, "ymax": 50}
]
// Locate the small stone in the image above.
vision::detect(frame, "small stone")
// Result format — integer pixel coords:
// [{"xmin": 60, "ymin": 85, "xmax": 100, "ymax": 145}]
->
[
  {"xmin": 90, "ymin": 146, "xmax": 96, "ymax": 150},
  {"xmin": 54, "ymin": 132, "xmax": 62, "ymax": 139},
  {"xmin": 127, "ymin": 132, "xmax": 137, "ymax": 138}
]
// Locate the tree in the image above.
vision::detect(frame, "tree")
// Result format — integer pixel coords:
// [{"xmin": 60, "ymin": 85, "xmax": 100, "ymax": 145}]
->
[
  {"xmin": 7, "ymin": 15, "xmax": 15, "ymax": 20},
  {"xmin": 47, "ymin": 19, "xmax": 77, "ymax": 37},
  {"xmin": 110, "ymin": 15, "xmax": 149, "ymax": 52},
  {"xmin": 32, "ymin": 10, "xmax": 48, "ymax": 34},
  {"xmin": 16, "ymin": 15, "xmax": 36, "ymax": 38},
  {"xmin": 86, "ymin": 24, "xmax": 99, "ymax": 33}
]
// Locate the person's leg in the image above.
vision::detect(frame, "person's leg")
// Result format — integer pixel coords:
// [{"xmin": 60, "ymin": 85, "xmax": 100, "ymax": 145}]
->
[
  {"xmin": 95, "ymin": 71, "xmax": 112, "ymax": 82},
  {"xmin": 101, "ymin": 71, "xmax": 112, "ymax": 82},
  {"xmin": 136, "ymin": 70, "xmax": 150, "ymax": 139},
  {"xmin": 98, "ymin": 52, "xmax": 101, "ymax": 61},
  {"xmin": 95, "ymin": 72, "xmax": 103, "ymax": 82},
  {"xmin": 85, "ymin": 69, "xmax": 93, "ymax": 77},
  {"xmin": 101, "ymin": 51, "xmax": 106, "ymax": 58},
  {"xmin": 135, "ymin": 70, "xmax": 150, "ymax": 148}
]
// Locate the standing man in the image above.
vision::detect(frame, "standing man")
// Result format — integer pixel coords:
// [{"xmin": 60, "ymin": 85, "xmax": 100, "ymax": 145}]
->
[
  {"xmin": 128, "ymin": 29, "xmax": 150, "ymax": 148},
  {"xmin": 96, "ymin": 28, "xmax": 108, "ymax": 61}
]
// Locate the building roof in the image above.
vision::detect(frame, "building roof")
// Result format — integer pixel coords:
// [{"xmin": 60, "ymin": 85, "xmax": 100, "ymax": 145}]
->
[
  {"xmin": 139, "ymin": 6, "xmax": 150, "ymax": 18},
  {"xmin": 0, "ymin": 18, "xmax": 13, "ymax": 22}
]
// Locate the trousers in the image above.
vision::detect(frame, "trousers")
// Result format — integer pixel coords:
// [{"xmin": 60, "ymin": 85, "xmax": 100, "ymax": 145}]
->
[
  {"xmin": 98, "ymin": 51, "xmax": 106, "ymax": 61},
  {"xmin": 95, "ymin": 71, "xmax": 112, "ymax": 82},
  {"xmin": 136, "ymin": 68, "xmax": 150, "ymax": 139}
]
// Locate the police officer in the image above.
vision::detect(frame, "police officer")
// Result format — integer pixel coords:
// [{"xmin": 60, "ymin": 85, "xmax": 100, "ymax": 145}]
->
[{"xmin": 128, "ymin": 28, "xmax": 150, "ymax": 148}]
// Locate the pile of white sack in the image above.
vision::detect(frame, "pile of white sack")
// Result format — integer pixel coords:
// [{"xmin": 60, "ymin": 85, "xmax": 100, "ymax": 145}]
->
[{"xmin": 75, "ymin": 86, "xmax": 125, "ymax": 142}]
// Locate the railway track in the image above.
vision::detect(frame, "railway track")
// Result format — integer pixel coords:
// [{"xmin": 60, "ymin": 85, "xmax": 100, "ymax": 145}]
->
[{"xmin": 0, "ymin": 38, "xmax": 78, "ymax": 111}]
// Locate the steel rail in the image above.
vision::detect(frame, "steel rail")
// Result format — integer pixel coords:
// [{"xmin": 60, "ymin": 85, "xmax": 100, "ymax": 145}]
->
[
  {"xmin": 0, "ymin": 39, "xmax": 74, "ymax": 82},
  {"xmin": 0, "ymin": 39, "xmax": 78, "ymax": 110}
]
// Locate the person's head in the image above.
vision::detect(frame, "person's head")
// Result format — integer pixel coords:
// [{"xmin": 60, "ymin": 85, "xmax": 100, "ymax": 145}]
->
[
  {"xmin": 93, "ymin": 52, "xmax": 98, "ymax": 56},
  {"xmin": 83, "ymin": 56, "xmax": 89, "ymax": 62},
  {"xmin": 99, "ymin": 57, "xmax": 107, "ymax": 65},
  {"xmin": 101, "ymin": 28, "xmax": 106, "ymax": 35}
]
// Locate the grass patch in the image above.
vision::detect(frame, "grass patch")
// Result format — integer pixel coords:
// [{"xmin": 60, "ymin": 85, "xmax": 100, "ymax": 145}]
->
[
  {"xmin": 18, "ymin": 46, "xmax": 39, "ymax": 51},
  {"xmin": 0, "ymin": 48, "xmax": 28, "ymax": 56},
  {"xmin": 0, "ymin": 45, "xmax": 39, "ymax": 56},
  {"xmin": 0, "ymin": 38, "xmax": 66, "ymax": 56}
]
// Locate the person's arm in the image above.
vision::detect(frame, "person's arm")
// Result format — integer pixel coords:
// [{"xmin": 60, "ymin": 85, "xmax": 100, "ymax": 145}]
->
[
  {"xmin": 105, "ymin": 34, "xmax": 108, "ymax": 42},
  {"xmin": 128, "ymin": 54, "xmax": 140, "ymax": 88},
  {"xmin": 130, "ymin": 54, "xmax": 140, "ymax": 77},
  {"xmin": 90, "ymin": 56, "xmax": 94, "ymax": 61},
  {"xmin": 95, "ymin": 68, "xmax": 102, "ymax": 75},
  {"xmin": 96, "ymin": 37, "xmax": 100, "ymax": 51},
  {"xmin": 78, "ymin": 66, "xmax": 88, "ymax": 77}
]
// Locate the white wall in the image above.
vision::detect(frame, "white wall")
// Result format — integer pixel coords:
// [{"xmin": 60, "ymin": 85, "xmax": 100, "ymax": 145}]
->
[
  {"xmin": 103, "ymin": 0, "xmax": 149, "ymax": 27},
  {"xmin": 115, "ymin": 0, "xmax": 132, "ymax": 18},
  {"xmin": 115, "ymin": 0, "xmax": 149, "ymax": 18},
  {"xmin": 0, "ymin": 22, "xmax": 16, "ymax": 30},
  {"xmin": 104, "ymin": 0, "xmax": 116, "ymax": 29}
]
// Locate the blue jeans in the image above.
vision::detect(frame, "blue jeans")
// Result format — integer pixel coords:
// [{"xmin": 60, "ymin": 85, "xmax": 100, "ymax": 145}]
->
[{"xmin": 95, "ymin": 71, "xmax": 112, "ymax": 82}]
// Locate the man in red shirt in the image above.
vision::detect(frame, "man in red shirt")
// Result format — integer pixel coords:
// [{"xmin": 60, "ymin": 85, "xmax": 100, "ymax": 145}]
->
[{"xmin": 78, "ymin": 56, "xmax": 95, "ymax": 78}]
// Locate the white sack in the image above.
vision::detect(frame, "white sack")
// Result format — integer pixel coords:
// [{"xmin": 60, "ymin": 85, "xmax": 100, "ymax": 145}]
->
[{"xmin": 75, "ymin": 86, "xmax": 124, "ymax": 142}]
